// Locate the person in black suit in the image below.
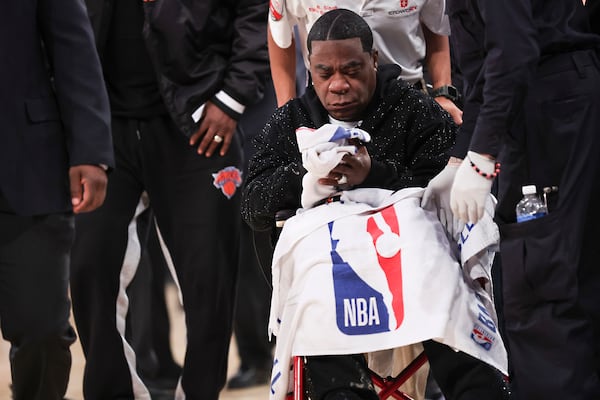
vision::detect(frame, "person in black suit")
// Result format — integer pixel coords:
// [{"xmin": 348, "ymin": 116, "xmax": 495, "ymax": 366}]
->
[{"xmin": 0, "ymin": 0, "xmax": 114, "ymax": 398}]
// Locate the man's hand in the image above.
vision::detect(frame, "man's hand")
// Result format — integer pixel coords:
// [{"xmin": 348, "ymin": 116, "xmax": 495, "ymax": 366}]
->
[
  {"xmin": 69, "ymin": 165, "xmax": 108, "ymax": 214},
  {"xmin": 421, "ymin": 158, "xmax": 462, "ymax": 232},
  {"xmin": 318, "ymin": 144, "xmax": 371, "ymax": 189},
  {"xmin": 434, "ymin": 96, "xmax": 463, "ymax": 125},
  {"xmin": 189, "ymin": 101, "xmax": 237, "ymax": 157},
  {"xmin": 450, "ymin": 151, "xmax": 496, "ymax": 223}
]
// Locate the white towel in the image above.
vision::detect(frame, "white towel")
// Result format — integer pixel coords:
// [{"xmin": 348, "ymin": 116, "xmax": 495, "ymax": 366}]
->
[
  {"xmin": 267, "ymin": 188, "xmax": 507, "ymax": 400},
  {"xmin": 296, "ymin": 124, "xmax": 371, "ymax": 208},
  {"xmin": 454, "ymin": 196, "xmax": 500, "ymax": 327}
]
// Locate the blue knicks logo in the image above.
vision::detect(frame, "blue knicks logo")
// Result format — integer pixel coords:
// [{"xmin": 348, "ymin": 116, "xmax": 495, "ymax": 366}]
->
[{"xmin": 331, "ymin": 205, "xmax": 404, "ymax": 335}]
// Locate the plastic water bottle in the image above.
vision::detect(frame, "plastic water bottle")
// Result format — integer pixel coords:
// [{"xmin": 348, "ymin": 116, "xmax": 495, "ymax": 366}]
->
[{"xmin": 515, "ymin": 185, "xmax": 548, "ymax": 223}]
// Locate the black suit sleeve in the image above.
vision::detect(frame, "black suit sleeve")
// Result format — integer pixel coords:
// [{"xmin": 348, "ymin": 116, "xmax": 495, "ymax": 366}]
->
[
  {"xmin": 38, "ymin": 0, "xmax": 114, "ymax": 169},
  {"xmin": 587, "ymin": 0, "xmax": 600, "ymax": 35}
]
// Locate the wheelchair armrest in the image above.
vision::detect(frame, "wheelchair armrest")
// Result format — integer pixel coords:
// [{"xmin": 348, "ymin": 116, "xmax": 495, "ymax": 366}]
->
[{"xmin": 275, "ymin": 209, "xmax": 296, "ymax": 228}]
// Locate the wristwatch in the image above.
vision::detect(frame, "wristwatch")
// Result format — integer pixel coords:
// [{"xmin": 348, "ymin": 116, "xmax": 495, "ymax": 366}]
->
[{"xmin": 430, "ymin": 85, "xmax": 460, "ymax": 102}]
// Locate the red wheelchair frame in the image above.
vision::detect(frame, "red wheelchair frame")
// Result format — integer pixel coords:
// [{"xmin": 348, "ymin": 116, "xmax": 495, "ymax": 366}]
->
[{"xmin": 286, "ymin": 351, "xmax": 428, "ymax": 400}]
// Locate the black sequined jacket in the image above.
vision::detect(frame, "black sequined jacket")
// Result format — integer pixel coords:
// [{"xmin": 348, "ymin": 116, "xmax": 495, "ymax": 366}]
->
[{"xmin": 241, "ymin": 65, "xmax": 457, "ymax": 231}]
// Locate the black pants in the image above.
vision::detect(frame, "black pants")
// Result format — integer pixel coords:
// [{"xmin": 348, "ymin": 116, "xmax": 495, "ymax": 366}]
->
[
  {"xmin": 0, "ymin": 194, "xmax": 76, "ymax": 400},
  {"xmin": 127, "ymin": 207, "xmax": 181, "ymax": 384},
  {"xmin": 70, "ymin": 114, "xmax": 242, "ymax": 399},
  {"xmin": 304, "ymin": 341, "xmax": 507, "ymax": 400},
  {"xmin": 495, "ymin": 49, "xmax": 600, "ymax": 399},
  {"xmin": 231, "ymin": 79, "xmax": 277, "ymax": 372},
  {"xmin": 232, "ymin": 223, "xmax": 274, "ymax": 371}
]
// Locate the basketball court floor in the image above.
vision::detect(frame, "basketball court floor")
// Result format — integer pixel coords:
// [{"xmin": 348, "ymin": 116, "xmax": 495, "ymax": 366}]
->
[{"xmin": 0, "ymin": 282, "xmax": 269, "ymax": 400}]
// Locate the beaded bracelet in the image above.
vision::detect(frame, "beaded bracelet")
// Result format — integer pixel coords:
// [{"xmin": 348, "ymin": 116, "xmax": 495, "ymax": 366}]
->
[{"xmin": 468, "ymin": 156, "xmax": 501, "ymax": 179}]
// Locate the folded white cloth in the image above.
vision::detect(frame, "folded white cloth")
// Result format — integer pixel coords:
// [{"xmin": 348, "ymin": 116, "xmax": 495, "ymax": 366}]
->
[
  {"xmin": 296, "ymin": 124, "xmax": 371, "ymax": 152},
  {"xmin": 296, "ymin": 124, "xmax": 371, "ymax": 208},
  {"xmin": 267, "ymin": 188, "xmax": 507, "ymax": 400},
  {"xmin": 456, "ymin": 196, "xmax": 499, "ymax": 300}
]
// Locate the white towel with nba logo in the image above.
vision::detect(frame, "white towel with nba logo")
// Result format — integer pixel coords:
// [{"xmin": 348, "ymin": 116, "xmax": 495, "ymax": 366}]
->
[{"xmin": 267, "ymin": 188, "xmax": 507, "ymax": 400}]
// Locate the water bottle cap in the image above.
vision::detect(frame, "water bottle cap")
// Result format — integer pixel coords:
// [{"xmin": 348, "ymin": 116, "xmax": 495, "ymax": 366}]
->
[{"xmin": 522, "ymin": 185, "xmax": 537, "ymax": 195}]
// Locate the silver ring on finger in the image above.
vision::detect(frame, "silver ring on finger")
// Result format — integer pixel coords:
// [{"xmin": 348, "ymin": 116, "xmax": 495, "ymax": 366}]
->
[
  {"xmin": 213, "ymin": 134, "xmax": 224, "ymax": 143},
  {"xmin": 337, "ymin": 174, "xmax": 347, "ymax": 185}
]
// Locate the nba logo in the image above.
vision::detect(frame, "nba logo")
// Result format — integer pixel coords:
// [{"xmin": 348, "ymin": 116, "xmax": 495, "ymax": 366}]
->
[
  {"xmin": 471, "ymin": 324, "xmax": 494, "ymax": 351},
  {"xmin": 331, "ymin": 205, "xmax": 405, "ymax": 335},
  {"xmin": 400, "ymin": 0, "xmax": 408, "ymax": 7}
]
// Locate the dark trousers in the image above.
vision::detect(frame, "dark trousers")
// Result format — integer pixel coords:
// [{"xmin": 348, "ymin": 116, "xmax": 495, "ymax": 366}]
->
[
  {"xmin": 127, "ymin": 207, "xmax": 181, "ymax": 383},
  {"xmin": 495, "ymin": 49, "xmax": 600, "ymax": 399},
  {"xmin": 232, "ymin": 224, "xmax": 274, "ymax": 370},
  {"xmin": 423, "ymin": 341, "xmax": 506, "ymax": 400},
  {"xmin": 304, "ymin": 341, "xmax": 506, "ymax": 400},
  {"xmin": 0, "ymin": 194, "xmax": 76, "ymax": 400},
  {"xmin": 70, "ymin": 114, "xmax": 242, "ymax": 399}
]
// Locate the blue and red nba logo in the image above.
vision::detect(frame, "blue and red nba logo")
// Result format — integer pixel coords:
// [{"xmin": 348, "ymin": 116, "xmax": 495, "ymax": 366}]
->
[
  {"xmin": 212, "ymin": 166, "xmax": 242, "ymax": 199},
  {"xmin": 330, "ymin": 205, "xmax": 405, "ymax": 335},
  {"xmin": 471, "ymin": 324, "xmax": 494, "ymax": 351}
]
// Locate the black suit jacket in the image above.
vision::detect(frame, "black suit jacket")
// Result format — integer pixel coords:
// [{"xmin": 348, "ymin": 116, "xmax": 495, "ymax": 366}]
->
[
  {"xmin": 587, "ymin": 0, "xmax": 600, "ymax": 35},
  {"xmin": 0, "ymin": 0, "xmax": 114, "ymax": 216}
]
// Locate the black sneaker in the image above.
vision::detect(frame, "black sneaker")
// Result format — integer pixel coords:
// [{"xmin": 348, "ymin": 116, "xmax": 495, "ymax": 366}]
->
[{"xmin": 226, "ymin": 366, "xmax": 271, "ymax": 389}]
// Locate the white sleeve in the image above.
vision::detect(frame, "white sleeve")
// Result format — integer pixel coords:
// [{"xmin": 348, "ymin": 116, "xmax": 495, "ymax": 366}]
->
[
  {"xmin": 268, "ymin": 0, "xmax": 296, "ymax": 49},
  {"xmin": 420, "ymin": 0, "xmax": 451, "ymax": 36}
]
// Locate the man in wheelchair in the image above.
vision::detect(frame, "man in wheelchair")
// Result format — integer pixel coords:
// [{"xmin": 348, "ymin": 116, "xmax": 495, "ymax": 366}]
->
[{"xmin": 241, "ymin": 9, "xmax": 508, "ymax": 400}]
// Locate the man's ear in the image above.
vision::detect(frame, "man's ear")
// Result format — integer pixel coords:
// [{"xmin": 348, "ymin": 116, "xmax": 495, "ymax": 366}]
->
[{"xmin": 372, "ymin": 49, "xmax": 379, "ymax": 69}]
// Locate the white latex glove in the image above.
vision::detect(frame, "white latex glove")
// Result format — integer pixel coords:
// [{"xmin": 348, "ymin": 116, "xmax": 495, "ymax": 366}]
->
[
  {"xmin": 450, "ymin": 151, "xmax": 496, "ymax": 224},
  {"xmin": 421, "ymin": 160, "xmax": 461, "ymax": 233}
]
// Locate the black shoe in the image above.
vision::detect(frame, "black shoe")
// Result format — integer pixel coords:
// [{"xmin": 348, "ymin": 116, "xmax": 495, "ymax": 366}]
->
[
  {"xmin": 226, "ymin": 366, "xmax": 271, "ymax": 389},
  {"xmin": 425, "ymin": 375, "xmax": 445, "ymax": 400},
  {"xmin": 145, "ymin": 375, "xmax": 179, "ymax": 400},
  {"xmin": 147, "ymin": 385, "xmax": 175, "ymax": 400},
  {"xmin": 145, "ymin": 375, "xmax": 179, "ymax": 391}
]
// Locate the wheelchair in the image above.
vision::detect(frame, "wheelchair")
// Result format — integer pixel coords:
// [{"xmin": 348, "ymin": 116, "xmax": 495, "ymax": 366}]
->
[
  {"xmin": 258, "ymin": 189, "xmax": 507, "ymax": 400},
  {"xmin": 271, "ymin": 209, "xmax": 429, "ymax": 400},
  {"xmin": 287, "ymin": 351, "xmax": 428, "ymax": 400}
]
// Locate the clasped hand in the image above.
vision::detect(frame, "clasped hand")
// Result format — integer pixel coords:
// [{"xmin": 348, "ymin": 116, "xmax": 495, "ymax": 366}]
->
[{"xmin": 318, "ymin": 143, "xmax": 371, "ymax": 189}]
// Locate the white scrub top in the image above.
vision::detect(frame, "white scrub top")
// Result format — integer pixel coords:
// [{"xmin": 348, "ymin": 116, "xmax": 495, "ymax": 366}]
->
[{"xmin": 269, "ymin": 0, "xmax": 450, "ymax": 83}]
